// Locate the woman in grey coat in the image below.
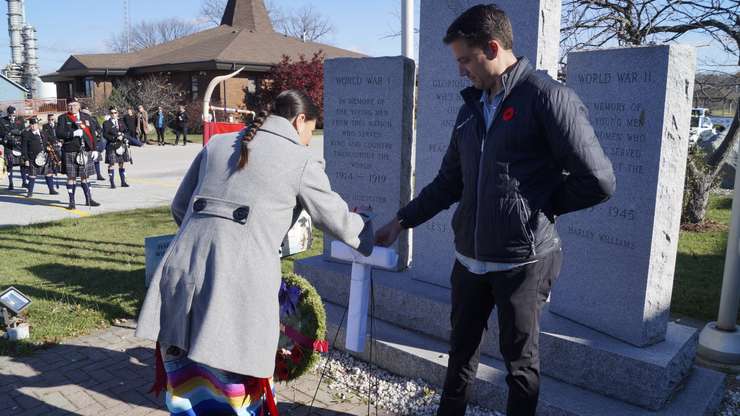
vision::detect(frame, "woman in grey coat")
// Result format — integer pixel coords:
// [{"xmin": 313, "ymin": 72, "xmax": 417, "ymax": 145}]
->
[{"xmin": 136, "ymin": 91, "xmax": 373, "ymax": 414}]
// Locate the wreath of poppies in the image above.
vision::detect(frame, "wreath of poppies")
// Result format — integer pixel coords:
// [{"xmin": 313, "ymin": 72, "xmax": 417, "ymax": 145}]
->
[{"xmin": 275, "ymin": 272, "xmax": 328, "ymax": 382}]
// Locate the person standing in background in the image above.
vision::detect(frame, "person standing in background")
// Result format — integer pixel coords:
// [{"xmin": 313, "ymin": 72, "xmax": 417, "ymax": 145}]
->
[
  {"xmin": 137, "ymin": 105, "xmax": 150, "ymax": 145},
  {"xmin": 153, "ymin": 106, "xmax": 166, "ymax": 146},
  {"xmin": 173, "ymin": 105, "xmax": 189, "ymax": 146},
  {"xmin": 123, "ymin": 108, "xmax": 138, "ymax": 140}
]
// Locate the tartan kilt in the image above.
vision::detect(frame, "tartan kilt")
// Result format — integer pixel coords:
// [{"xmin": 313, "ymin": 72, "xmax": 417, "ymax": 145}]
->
[
  {"xmin": 4, "ymin": 147, "xmax": 22, "ymax": 165},
  {"xmin": 63, "ymin": 151, "xmax": 95, "ymax": 178},
  {"xmin": 27, "ymin": 160, "xmax": 51, "ymax": 176},
  {"xmin": 105, "ymin": 146, "xmax": 131, "ymax": 165}
]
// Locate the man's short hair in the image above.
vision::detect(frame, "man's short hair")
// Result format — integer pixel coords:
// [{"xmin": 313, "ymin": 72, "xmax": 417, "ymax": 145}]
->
[{"xmin": 443, "ymin": 4, "xmax": 513, "ymax": 51}]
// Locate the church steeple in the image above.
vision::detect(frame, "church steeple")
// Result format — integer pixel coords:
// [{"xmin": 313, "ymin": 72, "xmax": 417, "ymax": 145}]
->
[{"xmin": 220, "ymin": 0, "xmax": 274, "ymax": 32}]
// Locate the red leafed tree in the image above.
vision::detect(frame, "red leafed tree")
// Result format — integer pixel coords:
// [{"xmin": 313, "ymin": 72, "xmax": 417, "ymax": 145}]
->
[{"xmin": 251, "ymin": 51, "xmax": 325, "ymax": 123}]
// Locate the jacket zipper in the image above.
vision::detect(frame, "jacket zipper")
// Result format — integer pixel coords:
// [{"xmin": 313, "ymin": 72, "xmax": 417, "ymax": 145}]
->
[
  {"xmin": 473, "ymin": 122, "xmax": 486, "ymax": 260},
  {"xmin": 473, "ymin": 85, "xmax": 509, "ymax": 260}
]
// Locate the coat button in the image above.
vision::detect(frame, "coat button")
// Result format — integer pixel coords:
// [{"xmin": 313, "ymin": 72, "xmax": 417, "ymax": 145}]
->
[
  {"xmin": 193, "ymin": 199, "xmax": 207, "ymax": 212},
  {"xmin": 233, "ymin": 206, "xmax": 249, "ymax": 222}
]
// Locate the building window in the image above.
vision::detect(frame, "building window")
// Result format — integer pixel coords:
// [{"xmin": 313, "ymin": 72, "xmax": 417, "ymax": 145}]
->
[
  {"xmin": 84, "ymin": 78, "xmax": 94, "ymax": 98},
  {"xmin": 191, "ymin": 74, "xmax": 199, "ymax": 100}
]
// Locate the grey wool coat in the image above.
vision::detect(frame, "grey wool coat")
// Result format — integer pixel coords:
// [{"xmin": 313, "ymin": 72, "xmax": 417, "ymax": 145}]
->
[{"xmin": 136, "ymin": 115, "xmax": 374, "ymax": 378}]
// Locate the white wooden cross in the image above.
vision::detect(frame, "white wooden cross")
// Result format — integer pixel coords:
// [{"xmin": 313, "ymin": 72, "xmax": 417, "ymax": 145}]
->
[{"xmin": 330, "ymin": 241, "xmax": 398, "ymax": 352}]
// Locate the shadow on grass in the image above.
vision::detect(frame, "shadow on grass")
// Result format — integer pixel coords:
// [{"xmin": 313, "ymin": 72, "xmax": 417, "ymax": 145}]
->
[
  {"xmin": 716, "ymin": 198, "xmax": 732, "ymax": 210},
  {"xmin": 25, "ymin": 263, "xmax": 147, "ymax": 311},
  {"xmin": 0, "ymin": 243, "xmax": 144, "ymax": 267},
  {"xmin": 30, "ymin": 232, "xmax": 151, "ymax": 249},
  {"xmin": 0, "ymin": 234, "xmax": 143, "ymax": 257},
  {"xmin": 673, "ymin": 251, "xmax": 740, "ymax": 323}
]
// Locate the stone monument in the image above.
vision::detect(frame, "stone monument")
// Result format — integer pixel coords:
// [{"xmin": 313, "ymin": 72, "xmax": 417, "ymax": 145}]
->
[
  {"xmin": 550, "ymin": 45, "xmax": 697, "ymax": 347},
  {"xmin": 321, "ymin": 56, "xmax": 416, "ymax": 270}
]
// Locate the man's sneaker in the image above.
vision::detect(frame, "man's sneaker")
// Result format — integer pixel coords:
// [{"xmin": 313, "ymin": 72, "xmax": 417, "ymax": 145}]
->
[{"xmin": 88, "ymin": 199, "xmax": 101, "ymax": 207}]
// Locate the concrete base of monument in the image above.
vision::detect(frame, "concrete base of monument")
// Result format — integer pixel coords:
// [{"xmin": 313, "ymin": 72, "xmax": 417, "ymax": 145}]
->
[
  {"xmin": 322, "ymin": 301, "xmax": 725, "ymax": 415},
  {"xmin": 295, "ymin": 256, "xmax": 716, "ymax": 411}
]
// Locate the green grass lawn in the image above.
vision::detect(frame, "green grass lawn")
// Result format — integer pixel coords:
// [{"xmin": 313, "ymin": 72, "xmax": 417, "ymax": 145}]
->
[
  {"xmin": 673, "ymin": 195, "xmax": 738, "ymax": 323},
  {"xmin": 0, "ymin": 207, "xmax": 323, "ymax": 356},
  {"xmin": 0, "ymin": 194, "xmax": 735, "ymax": 356}
]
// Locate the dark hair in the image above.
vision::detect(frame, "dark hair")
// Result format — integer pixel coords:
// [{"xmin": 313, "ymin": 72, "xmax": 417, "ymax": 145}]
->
[
  {"xmin": 238, "ymin": 90, "xmax": 320, "ymax": 170},
  {"xmin": 443, "ymin": 4, "xmax": 513, "ymax": 51},
  {"xmin": 109, "ymin": 106, "xmax": 117, "ymax": 112}
]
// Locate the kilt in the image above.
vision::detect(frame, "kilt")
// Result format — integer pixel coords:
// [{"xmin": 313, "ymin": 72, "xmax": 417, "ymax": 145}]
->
[
  {"xmin": 63, "ymin": 150, "xmax": 95, "ymax": 178},
  {"xmin": 27, "ymin": 152, "xmax": 57, "ymax": 176},
  {"xmin": 105, "ymin": 146, "xmax": 132, "ymax": 165},
  {"xmin": 4, "ymin": 147, "xmax": 21, "ymax": 165}
]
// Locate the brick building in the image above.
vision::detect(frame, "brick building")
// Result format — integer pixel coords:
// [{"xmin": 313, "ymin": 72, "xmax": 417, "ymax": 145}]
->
[{"xmin": 40, "ymin": 0, "xmax": 362, "ymax": 109}]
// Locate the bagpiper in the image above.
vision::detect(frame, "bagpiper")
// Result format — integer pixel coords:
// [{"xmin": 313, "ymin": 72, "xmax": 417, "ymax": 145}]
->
[
  {"xmin": 42, "ymin": 113, "xmax": 63, "ymax": 190},
  {"xmin": 0, "ymin": 106, "xmax": 26, "ymax": 190},
  {"xmin": 21, "ymin": 117, "xmax": 58, "ymax": 197},
  {"xmin": 102, "ymin": 107, "xmax": 131, "ymax": 188},
  {"xmin": 81, "ymin": 103, "xmax": 106, "ymax": 181},
  {"xmin": 57, "ymin": 100, "xmax": 100, "ymax": 209}
]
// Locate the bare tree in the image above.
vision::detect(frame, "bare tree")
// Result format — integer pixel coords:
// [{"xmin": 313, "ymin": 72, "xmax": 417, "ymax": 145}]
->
[
  {"xmin": 200, "ymin": 0, "xmax": 227, "ymax": 26},
  {"xmin": 276, "ymin": 5, "xmax": 334, "ymax": 42},
  {"xmin": 560, "ymin": 0, "xmax": 739, "ymax": 224},
  {"xmin": 104, "ymin": 75, "xmax": 185, "ymax": 115},
  {"xmin": 380, "ymin": 4, "xmax": 419, "ymax": 40},
  {"xmin": 199, "ymin": 0, "xmax": 330, "ymax": 41},
  {"xmin": 107, "ymin": 18, "xmax": 199, "ymax": 53}
]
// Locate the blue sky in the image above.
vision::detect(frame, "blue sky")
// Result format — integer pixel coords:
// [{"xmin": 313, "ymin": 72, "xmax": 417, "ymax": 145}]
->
[
  {"xmin": 8, "ymin": 0, "xmax": 421, "ymax": 74},
  {"xmin": 0, "ymin": 0, "xmax": 733, "ymax": 75}
]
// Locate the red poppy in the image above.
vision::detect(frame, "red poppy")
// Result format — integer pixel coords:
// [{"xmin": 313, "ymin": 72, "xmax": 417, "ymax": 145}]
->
[{"xmin": 502, "ymin": 107, "xmax": 515, "ymax": 121}]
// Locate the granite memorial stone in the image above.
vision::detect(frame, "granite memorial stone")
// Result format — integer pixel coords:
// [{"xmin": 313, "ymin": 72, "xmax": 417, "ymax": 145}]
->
[
  {"xmin": 322, "ymin": 56, "xmax": 416, "ymax": 269},
  {"xmin": 550, "ymin": 45, "xmax": 697, "ymax": 347}
]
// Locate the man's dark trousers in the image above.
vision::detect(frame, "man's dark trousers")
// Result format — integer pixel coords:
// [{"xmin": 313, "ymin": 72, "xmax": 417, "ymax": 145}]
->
[{"xmin": 437, "ymin": 248, "xmax": 563, "ymax": 416}]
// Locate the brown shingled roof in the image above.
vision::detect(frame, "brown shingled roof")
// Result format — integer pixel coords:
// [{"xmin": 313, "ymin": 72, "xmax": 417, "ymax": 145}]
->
[{"xmin": 42, "ymin": 0, "xmax": 364, "ymax": 80}]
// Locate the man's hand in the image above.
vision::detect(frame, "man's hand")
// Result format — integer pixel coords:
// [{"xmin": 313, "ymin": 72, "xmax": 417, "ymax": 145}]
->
[
  {"xmin": 73, "ymin": 129, "xmax": 84, "ymax": 138},
  {"xmin": 24, "ymin": 160, "xmax": 29, "ymax": 167},
  {"xmin": 375, "ymin": 217, "xmax": 403, "ymax": 247}
]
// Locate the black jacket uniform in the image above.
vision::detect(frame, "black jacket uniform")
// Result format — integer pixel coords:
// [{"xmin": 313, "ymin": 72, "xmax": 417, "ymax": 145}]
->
[
  {"xmin": 102, "ymin": 118, "xmax": 127, "ymax": 148},
  {"xmin": 21, "ymin": 128, "xmax": 47, "ymax": 163},
  {"xmin": 56, "ymin": 112, "xmax": 97, "ymax": 153},
  {"xmin": 397, "ymin": 57, "xmax": 616, "ymax": 263},
  {"xmin": 0, "ymin": 115, "xmax": 25, "ymax": 164},
  {"xmin": 42, "ymin": 122, "xmax": 59, "ymax": 145},
  {"xmin": 122, "ymin": 114, "xmax": 137, "ymax": 135},
  {"xmin": 174, "ymin": 111, "xmax": 189, "ymax": 130}
]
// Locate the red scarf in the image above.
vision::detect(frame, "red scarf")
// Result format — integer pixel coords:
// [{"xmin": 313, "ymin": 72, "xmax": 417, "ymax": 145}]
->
[{"xmin": 67, "ymin": 112, "xmax": 95, "ymax": 150}]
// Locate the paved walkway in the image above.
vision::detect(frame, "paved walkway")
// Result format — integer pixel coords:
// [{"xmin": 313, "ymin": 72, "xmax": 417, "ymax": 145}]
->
[
  {"xmin": 0, "ymin": 321, "xmax": 390, "ymax": 416},
  {"xmin": 0, "ymin": 136, "xmax": 325, "ymax": 227}
]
